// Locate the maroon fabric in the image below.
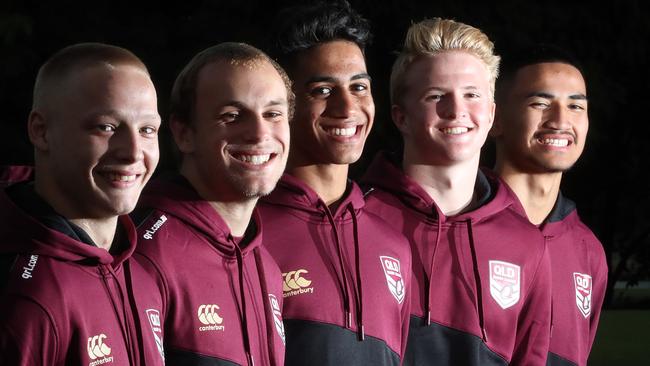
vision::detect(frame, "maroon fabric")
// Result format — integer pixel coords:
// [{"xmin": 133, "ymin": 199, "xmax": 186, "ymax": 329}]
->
[
  {"xmin": 259, "ymin": 174, "xmax": 412, "ymax": 364},
  {"xmin": 0, "ymin": 190, "xmax": 165, "ymax": 366},
  {"xmin": 0, "ymin": 165, "xmax": 34, "ymax": 187},
  {"xmin": 361, "ymin": 152, "xmax": 552, "ymax": 366},
  {"xmin": 135, "ymin": 178, "xmax": 286, "ymax": 366}
]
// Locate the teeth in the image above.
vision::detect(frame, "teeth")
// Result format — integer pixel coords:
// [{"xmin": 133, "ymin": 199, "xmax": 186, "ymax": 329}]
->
[
  {"xmin": 441, "ymin": 127, "xmax": 469, "ymax": 135},
  {"xmin": 238, "ymin": 154, "xmax": 271, "ymax": 165},
  {"xmin": 328, "ymin": 127, "xmax": 357, "ymax": 137},
  {"xmin": 539, "ymin": 138, "xmax": 569, "ymax": 147},
  {"xmin": 110, "ymin": 173, "xmax": 136, "ymax": 182}
]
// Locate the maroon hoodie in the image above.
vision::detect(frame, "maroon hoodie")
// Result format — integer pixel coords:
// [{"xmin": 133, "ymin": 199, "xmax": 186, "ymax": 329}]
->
[
  {"xmin": 0, "ymin": 165, "xmax": 34, "ymax": 187},
  {"xmin": 534, "ymin": 193, "xmax": 607, "ymax": 366},
  {"xmin": 258, "ymin": 174, "xmax": 412, "ymax": 366},
  {"xmin": 361, "ymin": 153, "xmax": 552, "ymax": 366},
  {"xmin": 0, "ymin": 184, "xmax": 165, "ymax": 366},
  {"xmin": 134, "ymin": 176, "xmax": 286, "ymax": 366}
]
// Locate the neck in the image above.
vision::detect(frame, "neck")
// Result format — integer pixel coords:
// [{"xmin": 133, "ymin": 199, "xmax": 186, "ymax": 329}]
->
[
  {"xmin": 403, "ymin": 154, "xmax": 479, "ymax": 216},
  {"xmin": 287, "ymin": 163, "xmax": 349, "ymax": 208},
  {"xmin": 208, "ymin": 200, "xmax": 256, "ymax": 237},
  {"xmin": 495, "ymin": 159, "xmax": 561, "ymax": 225},
  {"xmin": 68, "ymin": 217, "xmax": 119, "ymax": 251}
]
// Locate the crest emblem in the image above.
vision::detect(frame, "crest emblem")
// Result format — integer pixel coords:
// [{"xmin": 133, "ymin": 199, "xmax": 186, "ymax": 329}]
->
[
  {"xmin": 146, "ymin": 309, "xmax": 165, "ymax": 360},
  {"xmin": 380, "ymin": 256, "xmax": 405, "ymax": 304},
  {"xmin": 574, "ymin": 272, "xmax": 592, "ymax": 318},
  {"xmin": 489, "ymin": 260, "xmax": 521, "ymax": 309},
  {"xmin": 268, "ymin": 294, "xmax": 286, "ymax": 345}
]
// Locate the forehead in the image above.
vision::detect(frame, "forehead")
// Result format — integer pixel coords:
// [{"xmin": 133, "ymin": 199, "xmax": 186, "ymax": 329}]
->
[
  {"xmin": 511, "ymin": 62, "xmax": 586, "ymax": 95},
  {"xmin": 196, "ymin": 60, "xmax": 287, "ymax": 101},
  {"xmin": 292, "ymin": 40, "xmax": 367, "ymax": 80},
  {"xmin": 406, "ymin": 51, "xmax": 491, "ymax": 87}
]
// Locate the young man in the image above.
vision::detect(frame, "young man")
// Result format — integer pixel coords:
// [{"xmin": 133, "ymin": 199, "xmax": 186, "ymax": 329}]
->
[
  {"xmin": 492, "ymin": 45, "xmax": 607, "ymax": 366},
  {"xmin": 362, "ymin": 19, "xmax": 552, "ymax": 365},
  {"xmin": 134, "ymin": 42, "xmax": 291, "ymax": 366},
  {"xmin": 258, "ymin": 2, "xmax": 412, "ymax": 365},
  {"xmin": 0, "ymin": 43, "xmax": 165, "ymax": 366}
]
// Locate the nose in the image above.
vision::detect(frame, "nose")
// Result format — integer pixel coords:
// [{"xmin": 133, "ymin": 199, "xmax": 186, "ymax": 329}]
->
[
  {"xmin": 544, "ymin": 103, "xmax": 571, "ymax": 130},
  {"xmin": 326, "ymin": 89, "xmax": 355, "ymax": 119},
  {"xmin": 243, "ymin": 114, "xmax": 271, "ymax": 143},
  {"xmin": 438, "ymin": 93, "xmax": 466, "ymax": 120},
  {"xmin": 112, "ymin": 125, "xmax": 144, "ymax": 163}
]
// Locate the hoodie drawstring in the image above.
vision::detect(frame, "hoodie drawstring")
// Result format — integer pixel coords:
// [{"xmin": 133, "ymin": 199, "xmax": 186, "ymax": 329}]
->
[
  {"xmin": 424, "ymin": 215, "xmax": 442, "ymax": 326},
  {"xmin": 466, "ymin": 219, "xmax": 488, "ymax": 342},
  {"xmin": 100, "ymin": 264, "xmax": 137, "ymax": 365},
  {"xmin": 234, "ymin": 245, "xmax": 255, "ymax": 366},
  {"xmin": 347, "ymin": 205, "xmax": 364, "ymax": 341},
  {"xmin": 320, "ymin": 202, "xmax": 353, "ymax": 330},
  {"xmin": 254, "ymin": 248, "xmax": 278, "ymax": 366}
]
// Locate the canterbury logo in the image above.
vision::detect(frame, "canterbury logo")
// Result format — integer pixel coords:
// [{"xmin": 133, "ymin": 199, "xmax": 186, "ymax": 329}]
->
[
  {"xmin": 282, "ymin": 269, "xmax": 314, "ymax": 298},
  {"xmin": 198, "ymin": 304, "xmax": 225, "ymax": 331},
  {"xmin": 87, "ymin": 334, "xmax": 114, "ymax": 365}
]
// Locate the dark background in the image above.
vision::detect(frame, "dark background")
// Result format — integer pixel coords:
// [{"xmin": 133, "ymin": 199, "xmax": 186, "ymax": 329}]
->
[{"xmin": 2, "ymin": 0, "xmax": 649, "ymax": 308}]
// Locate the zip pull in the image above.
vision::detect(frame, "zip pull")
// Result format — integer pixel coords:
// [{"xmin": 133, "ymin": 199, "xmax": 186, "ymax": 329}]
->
[
  {"xmin": 248, "ymin": 353, "xmax": 255, "ymax": 366},
  {"xmin": 426, "ymin": 310, "xmax": 431, "ymax": 326},
  {"xmin": 481, "ymin": 327, "xmax": 488, "ymax": 343},
  {"xmin": 346, "ymin": 310, "xmax": 352, "ymax": 328},
  {"xmin": 357, "ymin": 324, "xmax": 365, "ymax": 341}
]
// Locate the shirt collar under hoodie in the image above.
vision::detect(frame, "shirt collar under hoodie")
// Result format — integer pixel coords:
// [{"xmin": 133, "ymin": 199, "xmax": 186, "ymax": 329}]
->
[
  {"xmin": 362, "ymin": 151, "xmax": 517, "ymax": 341},
  {"xmin": 137, "ymin": 175, "xmax": 272, "ymax": 366},
  {"xmin": 0, "ymin": 181, "xmax": 141, "ymax": 364},
  {"xmin": 262, "ymin": 173, "xmax": 368, "ymax": 340}
]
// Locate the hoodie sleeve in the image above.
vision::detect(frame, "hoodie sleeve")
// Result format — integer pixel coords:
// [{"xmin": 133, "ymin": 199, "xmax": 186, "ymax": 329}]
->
[
  {"xmin": 587, "ymin": 237, "xmax": 608, "ymax": 355},
  {"xmin": 0, "ymin": 295, "xmax": 59, "ymax": 365},
  {"xmin": 510, "ymin": 238, "xmax": 552, "ymax": 366}
]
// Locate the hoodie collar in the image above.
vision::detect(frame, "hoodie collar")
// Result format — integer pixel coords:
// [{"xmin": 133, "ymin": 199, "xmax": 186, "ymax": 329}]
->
[
  {"xmin": 138, "ymin": 175, "xmax": 263, "ymax": 256},
  {"xmin": 539, "ymin": 191, "xmax": 577, "ymax": 237},
  {"xmin": 362, "ymin": 151, "xmax": 512, "ymax": 223},
  {"xmin": 262, "ymin": 173, "xmax": 365, "ymax": 218},
  {"xmin": 0, "ymin": 183, "xmax": 135, "ymax": 266}
]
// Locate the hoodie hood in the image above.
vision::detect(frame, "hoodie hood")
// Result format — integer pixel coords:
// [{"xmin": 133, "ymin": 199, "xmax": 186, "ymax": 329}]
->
[
  {"xmin": 362, "ymin": 152, "xmax": 513, "ymax": 223},
  {"xmin": 0, "ymin": 185, "xmax": 134, "ymax": 266},
  {"xmin": 539, "ymin": 192, "xmax": 578, "ymax": 237},
  {"xmin": 262, "ymin": 173, "xmax": 365, "ymax": 218},
  {"xmin": 138, "ymin": 176, "xmax": 263, "ymax": 256}
]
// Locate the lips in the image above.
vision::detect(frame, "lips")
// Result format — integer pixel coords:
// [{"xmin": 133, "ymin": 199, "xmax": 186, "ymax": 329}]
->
[
  {"xmin": 233, "ymin": 153, "xmax": 272, "ymax": 165},
  {"xmin": 439, "ymin": 126, "xmax": 471, "ymax": 135},
  {"xmin": 534, "ymin": 132, "xmax": 574, "ymax": 147},
  {"xmin": 320, "ymin": 124, "xmax": 362, "ymax": 139}
]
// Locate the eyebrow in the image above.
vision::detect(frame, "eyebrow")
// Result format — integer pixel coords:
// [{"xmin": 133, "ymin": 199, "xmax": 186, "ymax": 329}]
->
[
  {"xmin": 526, "ymin": 91, "xmax": 588, "ymax": 101},
  {"xmin": 305, "ymin": 73, "xmax": 372, "ymax": 84},
  {"xmin": 222, "ymin": 100, "xmax": 287, "ymax": 108},
  {"xmin": 91, "ymin": 110, "xmax": 161, "ymax": 122}
]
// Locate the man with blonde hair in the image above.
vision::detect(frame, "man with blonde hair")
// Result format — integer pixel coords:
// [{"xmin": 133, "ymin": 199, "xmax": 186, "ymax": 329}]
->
[
  {"xmin": 362, "ymin": 18, "xmax": 552, "ymax": 365},
  {"xmin": 0, "ymin": 43, "xmax": 165, "ymax": 365}
]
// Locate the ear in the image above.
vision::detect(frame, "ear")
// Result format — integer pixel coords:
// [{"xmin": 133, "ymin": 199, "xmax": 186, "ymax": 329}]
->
[
  {"xmin": 170, "ymin": 115, "xmax": 196, "ymax": 154},
  {"xmin": 489, "ymin": 103, "xmax": 503, "ymax": 138},
  {"xmin": 391, "ymin": 104, "xmax": 409, "ymax": 135},
  {"xmin": 28, "ymin": 110, "xmax": 49, "ymax": 151}
]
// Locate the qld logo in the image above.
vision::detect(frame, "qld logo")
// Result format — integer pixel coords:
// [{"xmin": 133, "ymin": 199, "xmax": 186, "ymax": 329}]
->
[
  {"xmin": 489, "ymin": 260, "xmax": 521, "ymax": 309},
  {"xmin": 574, "ymin": 272, "xmax": 592, "ymax": 318},
  {"xmin": 145, "ymin": 309, "xmax": 165, "ymax": 361},
  {"xmin": 268, "ymin": 294, "xmax": 286, "ymax": 345},
  {"xmin": 380, "ymin": 256, "xmax": 405, "ymax": 304}
]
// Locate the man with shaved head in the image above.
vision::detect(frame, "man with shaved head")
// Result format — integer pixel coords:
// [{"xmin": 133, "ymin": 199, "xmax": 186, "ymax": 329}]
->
[
  {"xmin": 133, "ymin": 42, "xmax": 291, "ymax": 365},
  {"xmin": 0, "ymin": 43, "xmax": 165, "ymax": 365}
]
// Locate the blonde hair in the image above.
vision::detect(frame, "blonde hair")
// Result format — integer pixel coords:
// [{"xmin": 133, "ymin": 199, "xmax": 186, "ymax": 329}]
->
[{"xmin": 390, "ymin": 18, "xmax": 500, "ymax": 104}]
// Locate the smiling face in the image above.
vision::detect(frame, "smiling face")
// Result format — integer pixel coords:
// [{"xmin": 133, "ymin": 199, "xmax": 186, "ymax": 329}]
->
[
  {"xmin": 494, "ymin": 62, "xmax": 588, "ymax": 173},
  {"xmin": 32, "ymin": 65, "xmax": 161, "ymax": 219},
  {"xmin": 174, "ymin": 59, "xmax": 290, "ymax": 201},
  {"xmin": 394, "ymin": 51, "xmax": 495, "ymax": 166},
  {"xmin": 289, "ymin": 40, "xmax": 375, "ymax": 166}
]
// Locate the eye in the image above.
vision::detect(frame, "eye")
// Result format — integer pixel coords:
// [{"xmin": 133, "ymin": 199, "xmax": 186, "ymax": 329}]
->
[
  {"xmin": 465, "ymin": 92, "xmax": 481, "ymax": 99},
  {"xmin": 140, "ymin": 126, "xmax": 158, "ymax": 136},
  {"xmin": 310, "ymin": 86, "xmax": 332, "ymax": 98},
  {"xmin": 425, "ymin": 94, "xmax": 442, "ymax": 102},
  {"xmin": 263, "ymin": 110, "xmax": 284, "ymax": 120},
  {"xmin": 97, "ymin": 124, "xmax": 116, "ymax": 133},
  {"xmin": 351, "ymin": 82, "xmax": 369, "ymax": 93},
  {"xmin": 529, "ymin": 101, "xmax": 549, "ymax": 110},
  {"xmin": 569, "ymin": 103, "xmax": 586, "ymax": 111},
  {"xmin": 220, "ymin": 112, "xmax": 240, "ymax": 123}
]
